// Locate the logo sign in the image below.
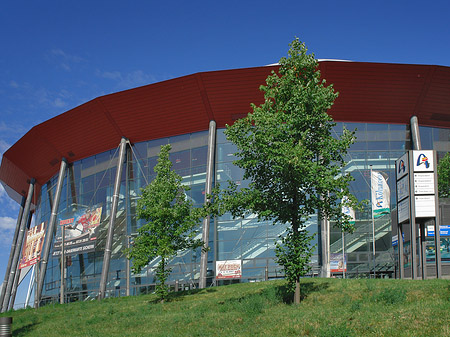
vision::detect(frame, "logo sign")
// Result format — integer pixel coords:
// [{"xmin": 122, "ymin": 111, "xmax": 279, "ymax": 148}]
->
[
  {"xmin": 396, "ymin": 153, "xmax": 409, "ymax": 180},
  {"xmin": 413, "ymin": 150, "xmax": 434, "ymax": 172},
  {"xmin": 216, "ymin": 260, "xmax": 242, "ymax": 279}
]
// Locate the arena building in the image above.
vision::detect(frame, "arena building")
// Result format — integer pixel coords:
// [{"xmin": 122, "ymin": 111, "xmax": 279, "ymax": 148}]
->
[{"xmin": 1, "ymin": 61, "xmax": 450, "ymax": 307}]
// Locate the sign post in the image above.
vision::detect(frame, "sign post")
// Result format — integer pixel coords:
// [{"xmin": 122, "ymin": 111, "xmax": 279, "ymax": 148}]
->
[{"xmin": 396, "ymin": 150, "xmax": 441, "ymax": 279}]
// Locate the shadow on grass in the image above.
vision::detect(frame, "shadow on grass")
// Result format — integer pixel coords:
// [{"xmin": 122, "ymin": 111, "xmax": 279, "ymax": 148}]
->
[
  {"xmin": 215, "ymin": 281, "xmax": 330, "ymax": 311},
  {"xmin": 147, "ymin": 287, "xmax": 218, "ymax": 304},
  {"xmin": 13, "ymin": 322, "xmax": 39, "ymax": 337}
]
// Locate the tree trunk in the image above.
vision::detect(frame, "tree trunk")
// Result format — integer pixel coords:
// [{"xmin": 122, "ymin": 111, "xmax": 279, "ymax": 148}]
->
[{"xmin": 294, "ymin": 278, "xmax": 300, "ymax": 304}]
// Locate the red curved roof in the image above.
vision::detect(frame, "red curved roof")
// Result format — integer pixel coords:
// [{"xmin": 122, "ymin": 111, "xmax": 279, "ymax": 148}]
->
[{"xmin": 1, "ymin": 61, "xmax": 450, "ymax": 204}]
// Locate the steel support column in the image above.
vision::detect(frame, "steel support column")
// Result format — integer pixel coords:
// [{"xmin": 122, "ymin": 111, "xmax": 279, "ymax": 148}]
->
[
  {"xmin": 199, "ymin": 121, "xmax": 216, "ymax": 289},
  {"xmin": 35, "ymin": 158, "xmax": 67, "ymax": 308},
  {"xmin": 9, "ymin": 211, "xmax": 33, "ymax": 310},
  {"xmin": 433, "ymin": 151, "xmax": 442, "ymax": 278},
  {"xmin": 99, "ymin": 137, "xmax": 128, "ymax": 299},
  {"xmin": 409, "ymin": 116, "xmax": 422, "ymax": 279},
  {"xmin": 0, "ymin": 196, "xmax": 25, "ymax": 309},
  {"xmin": 2, "ymin": 178, "xmax": 35, "ymax": 312}
]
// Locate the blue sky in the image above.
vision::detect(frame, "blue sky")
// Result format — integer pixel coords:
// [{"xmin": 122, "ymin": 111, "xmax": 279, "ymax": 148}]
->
[{"xmin": 1, "ymin": 0, "xmax": 449, "ymax": 307}]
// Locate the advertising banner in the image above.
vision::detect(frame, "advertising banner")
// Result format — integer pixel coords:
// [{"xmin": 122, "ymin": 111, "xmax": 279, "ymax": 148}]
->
[
  {"xmin": 19, "ymin": 222, "xmax": 46, "ymax": 269},
  {"xmin": 330, "ymin": 253, "xmax": 346, "ymax": 273},
  {"xmin": 342, "ymin": 196, "xmax": 356, "ymax": 225},
  {"xmin": 371, "ymin": 171, "xmax": 390, "ymax": 218},
  {"xmin": 53, "ymin": 206, "xmax": 103, "ymax": 256},
  {"xmin": 216, "ymin": 260, "xmax": 242, "ymax": 279}
]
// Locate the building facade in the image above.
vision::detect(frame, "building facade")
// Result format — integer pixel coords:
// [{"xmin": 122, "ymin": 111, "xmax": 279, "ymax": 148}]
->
[{"xmin": 1, "ymin": 61, "xmax": 450, "ymax": 306}]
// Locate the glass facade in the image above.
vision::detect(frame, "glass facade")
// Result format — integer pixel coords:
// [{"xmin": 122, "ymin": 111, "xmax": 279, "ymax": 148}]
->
[{"xmin": 34, "ymin": 123, "xmax": 450, "ymax": 303}]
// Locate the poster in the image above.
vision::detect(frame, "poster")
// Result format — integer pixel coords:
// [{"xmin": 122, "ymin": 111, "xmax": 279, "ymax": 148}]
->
[
  {"xmin": 216, "ymin": 260, "xmax": 242, "ymax": 279},
  {"xmin": 19, "ymin": 222, "xmax": 46, "ymax": 269},
  {"xmin": 330, "ymin": 253, "xmax": 347, "ymax": 273},
  {"xmin": 53, "ymin": 206, "xmax": 103, "ymax": 256}
]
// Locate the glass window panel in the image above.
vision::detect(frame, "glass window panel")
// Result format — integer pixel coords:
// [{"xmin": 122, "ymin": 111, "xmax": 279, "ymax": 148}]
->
[
  {"xmin": 147, "ymin": 138, "xmax": 169, "ymax": 157},
  {"xmin": 366, "ymin": 123, "xmax": 387, "ymax": 131},
  {"xmin": 367, "ymin": 141, "xmax": 389, "ymax": 150},
  {"xmin": 82, "ymin": 175, "xmax": 95, "ymax": 194},
  {"xmin": 133, "ymin": 142, "xmax": 147, "ymax": 159},
  {"xmin": 169, "ymin": 134, "xmax": 191, "ymax": 152},
  {"xmin": 216, "ymin": 143, "xmax": 238, "ymax": 163},
  {"xmin": 349, "ymin": 142, "xmax": 367, "ymax": 151},
  {"xmin": 191, "ymin": 146, "xmax": 207, "ymax": 167},
  {"xmin": 81, "ymin": 156, "xmax": 95, "ymax": 170},
  {"xmin": 170, "ymin": 150, "xmax": 190, "ymax": 171},
  {"xmin": 190, "ymin": 131, "xmax": 208, "ymax": 147}
]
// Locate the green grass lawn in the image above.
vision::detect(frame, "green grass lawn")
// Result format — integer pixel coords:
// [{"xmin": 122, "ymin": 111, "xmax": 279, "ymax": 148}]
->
[{"xmin": 2, "ymin": 278, "xmax": 449, "ymax": 336}]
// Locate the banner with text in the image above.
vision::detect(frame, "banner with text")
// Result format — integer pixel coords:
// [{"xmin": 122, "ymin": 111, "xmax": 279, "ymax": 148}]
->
[
  {"xmin": 53, "ymin": 206, "xmax": 103, "ymax": 256},
  {"xmin": 371, "ymin": 171, "xmax": 390, "ymax": 218},
  {"xmin": 19, "ymin": 222, "xmax": 46, "ymax": 269},
  {"xmin": 216, "ymin": 260, "xmax": 242, "ymax": 279}
]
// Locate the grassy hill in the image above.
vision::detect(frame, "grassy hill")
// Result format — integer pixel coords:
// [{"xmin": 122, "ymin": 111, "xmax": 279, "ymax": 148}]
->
[{"xmin": 2, "ymin": 278, "xmax": 449, "ymax": 336}]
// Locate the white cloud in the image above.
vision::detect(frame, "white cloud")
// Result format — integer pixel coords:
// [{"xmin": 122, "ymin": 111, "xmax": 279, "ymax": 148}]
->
[
  {"xmin": 0, "ymin": 216, "xmax": 16, "ymax": 245},
  {"xmin": 97, "ymin": 69, "xmax": 157, "ymax": 90},
  {"xmin": 98, "ymin": 71, "xmax": 122, "ymax": 80},
  {"xmin": 9, "ymin": 80, "xmax": 19, "ymax": 88},
  {"xmin": 52, "ymin": 97, "xmax": 67, "ymax": 108},
  {"xmin": 47, "ymin": 49, "xmax": 85, "ymax": 72},
  {"xmin": 0, "ymin": 217, "xmax": 16, "ymax": 231},
  {"xmin": 0, "ymin": 139, "xmax": 10, "ymax": 155}
]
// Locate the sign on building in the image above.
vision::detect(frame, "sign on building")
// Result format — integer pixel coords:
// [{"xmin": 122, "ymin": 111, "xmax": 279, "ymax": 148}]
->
[
  {"xmin": 19, "ymin": 222, "xmax": 46, "ymax": 269},
  {"xmin": 216, "ymin": 260, "xmax": 242, "ymax": 279}
]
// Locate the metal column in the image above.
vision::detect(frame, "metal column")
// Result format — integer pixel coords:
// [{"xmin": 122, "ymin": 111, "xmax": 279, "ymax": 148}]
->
[
  {"xmin": 2, "ymin": 178, "xmax": 35, "ymax": 312},
  {"xmin": 199, "ymin": 121, "xmax": 216, "ymax": 289},
  {"xmin": 398, "ymin": 223, "xmax": 404, "ymax": 279},
  {"xmin": 0, "ymin": 196, "xmax": 25, "ymax": 309},
  {"xmin": 433, "ymin": 151, "xmax": 442, "ymax": 278},
  {"xmin": 35, "ymin": 158, "xmax": 67, "ymax": 308},
  {"xmin": 99, "ymin": 137, "xmax": 128, "ymax": 299},
  {"xmin": 409, "ymin": 116, "xmax": 422, "ymax": 279},
  {"xmin": 9, "ymin": 211, "xmax": 33, "ymax": 310}
]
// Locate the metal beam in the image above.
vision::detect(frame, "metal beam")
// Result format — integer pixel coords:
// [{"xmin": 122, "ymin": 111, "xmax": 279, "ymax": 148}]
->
[
  {"xmin": 9, "ymin": 211, "xmax": 33, "ymax": 310},
  {"xmin": 1, "ymin": 178, "xmax": 35, "ymax": 312},
  {"xmin": 35, "ymin": 158, "xmax": 67, "ymax": 308},
  {"xmin": 433, "ymin": 151, "xmax": 442, "ymax": 278},
  {"xmin": 199, "ymin": 120, "xmax": 216, "ymax": 289},
  {"xmin": 99, "ymin": 137, "xmax": 128, "ymax": 299},
  {"xmin": 0, "ymin": 196, "xmax": 25, "ymax": 309},
  {"xmin": 410, "ymin": 116, "xmax": 422, "ymax": 151}
]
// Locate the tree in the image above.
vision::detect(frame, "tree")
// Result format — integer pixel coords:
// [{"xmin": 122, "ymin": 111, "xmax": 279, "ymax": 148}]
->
[
  {"xmin": 224, "ymin": 38, "xmax": 358, "ymax": 304},
  {"xmin": 438, "ymin": 152, "xmax": 450, "ymax": 198},
  {"xmin": 127, "ymin": 144, "xmax": 203, "ymax": 302}
]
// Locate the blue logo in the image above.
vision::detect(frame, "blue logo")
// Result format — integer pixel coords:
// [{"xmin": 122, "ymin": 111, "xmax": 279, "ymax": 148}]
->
[
  {"xmin": 398, "ymin": 160, "xmax": 406, "ymax": 174},
  {"xmin": 416, "ymin": 154, "xmax": 429, "ymax": 168}
]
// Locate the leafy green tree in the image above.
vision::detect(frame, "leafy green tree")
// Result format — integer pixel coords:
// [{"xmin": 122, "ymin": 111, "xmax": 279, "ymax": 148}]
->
[
  {"xmin": 438, "ymin": 152, "xmax": 450, "ymax": 198},
  {"xmin": 127, "ymin": 144, "xmax": 204, "ymax": 302},
  {"xmin": 224, "ymin": 38, "xmax": 358, "ymax": 304}
]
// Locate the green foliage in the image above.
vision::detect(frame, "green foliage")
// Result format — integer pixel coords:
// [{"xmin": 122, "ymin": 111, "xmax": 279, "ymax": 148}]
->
[
  {"xmin": 127, "ymin": 144, "xmax": 204, "ymax": 302},
  {"xmin": 438, "ymin": 152, "xmax": 450, "ymax": 198},
  {"xmin": 275, "ymin": 228, "xmax": 315, "ymax": 294},
  {"xmin": 223, "ymin": 38, "xmax": 359, "ymax": 301},
  {"xmin": 371, "ymin": 287, "xmax": 406, "ymax": 305}
]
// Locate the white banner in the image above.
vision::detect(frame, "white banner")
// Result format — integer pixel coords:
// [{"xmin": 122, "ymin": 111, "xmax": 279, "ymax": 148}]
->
[
  {"xmin": 342, "ymin": 196, "xmax": 356, "ymax": 225},
  {"xmin": 371, "ymin": 171, "xmax": 390, "ymax": 218}
]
